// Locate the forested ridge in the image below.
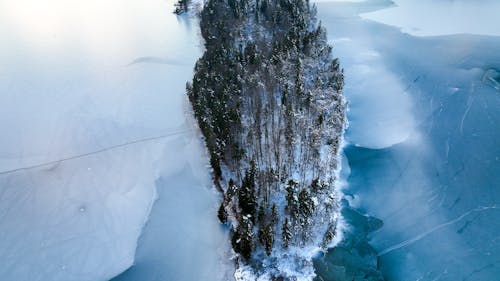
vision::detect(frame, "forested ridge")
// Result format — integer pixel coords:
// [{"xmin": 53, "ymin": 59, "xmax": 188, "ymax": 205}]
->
[{"xmin": 187, "ymin": 0, "xmax": 346, "ymax": 279}]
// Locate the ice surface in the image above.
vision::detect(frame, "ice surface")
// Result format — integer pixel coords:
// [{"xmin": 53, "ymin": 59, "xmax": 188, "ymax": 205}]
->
[
  {"xmin": 315, "ymin": 1, "xmax": 500, "ymax": 280},
  {"xmin": 314, "ymin": 0, "xmax": 416, "ymax": 149},
  {"xmin": 111, "ymin": 123, "xmax": 233, "ymax": 281},
  {"xmin": 361, "ymin": 0, "xmax": 500, "ymax": 37},
  {"xmin": 0, "ymin": 0, "xmax": 229, "ymax": 280}
]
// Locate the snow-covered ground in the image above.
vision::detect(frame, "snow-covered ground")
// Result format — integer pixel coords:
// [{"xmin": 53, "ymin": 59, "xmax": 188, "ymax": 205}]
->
[
  {"xmin": 0, "ymin": 0, "xmax": 230, "ymax": 280},
  {"xmin": 314, "ymin": 0, "xmax": 500, "ymax": 280}
]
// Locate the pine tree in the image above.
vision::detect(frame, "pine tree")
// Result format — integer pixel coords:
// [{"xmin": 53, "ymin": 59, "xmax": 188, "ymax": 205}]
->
[
  {"xmin": 239, "ymin": 169, "xmax": 257, "ymax": 218},
  {"xmin": 257, "ymin": 203, "xmax": 267, "ymax": 227},
  {"xmin": 232, "ymin": 215, "xmax": 254, "ymax": 260},
  {"xmin": 282, "ymin": 218, "xmax": 292, "ymax": 248},
  {"xmin": 227, "ymin": 178, "xmax": 237, "ymax": 198},
  {"xmin": 218, "ymin": 201, "xmax": 228, "ymax": 224},
  {"xmin": 271, "ymin": 204, "xmax": 278, "ymax": 225},
  {"xmin": 298, "ymin": 189, "xmax": 314, "ymax": 218},
  {"xmin": 285, "ymin": 179, "xmax": 298, "ymax": 218},
  {"xmin": 210, "ymin": 152, "xmax": 222, "ymax": 180},
  {"xmin": 263, "ymin": 224, "xmax": 274, "ymax": 255},
  {"xmin": 174, "ymin": 0, "xmax": 190, "ymax": 14},
  {"xmin": 321, "ymin": 223, "xmax": 336, "ymax": 248}
]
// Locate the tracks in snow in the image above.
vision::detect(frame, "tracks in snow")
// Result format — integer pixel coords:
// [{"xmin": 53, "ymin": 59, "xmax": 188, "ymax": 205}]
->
[{"xmin": 0, "ymin": 128, "xmax": 193, "ymax": 176}]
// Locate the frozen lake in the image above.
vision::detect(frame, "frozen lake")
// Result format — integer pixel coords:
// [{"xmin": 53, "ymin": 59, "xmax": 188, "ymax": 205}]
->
[
  {"xmin": 314, "ymin": 0, "xmax": 500, "ymax": 280},
  {"xmin": 0, "ymin": 0, "xmax": 229, "ymax": 280},
  {"xmin": 2, "ymin": 0, "xmax": 499, "ymax": 280}
]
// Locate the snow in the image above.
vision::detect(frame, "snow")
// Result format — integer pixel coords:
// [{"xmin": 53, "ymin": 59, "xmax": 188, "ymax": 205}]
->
[
  {"xmin": 361, "ymin": 0, "xmax": 500, "ymax": 37},
  {"xmin": 342, "ymin": 61, "xmax": 415, "ymax": 149},
  {"xmin": 111, "ymin": 118, "xmax": 233, "ymax": 281},
  {"xmin": 315, "ymin": 0, "xmax": 500, "ymax": 280},
  {"xmin": 0, "ymin": 0, "xmax": 230, "ymax": 280},
  {"xmin": 315, "ymin": 0, "xmax": 416, "ymax": 149}
]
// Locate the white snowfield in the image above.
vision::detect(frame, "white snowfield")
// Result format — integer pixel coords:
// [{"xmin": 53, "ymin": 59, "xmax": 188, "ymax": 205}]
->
[{"xmin": 0, "ymin": 0, "xmax": 228, "ymax": 280}]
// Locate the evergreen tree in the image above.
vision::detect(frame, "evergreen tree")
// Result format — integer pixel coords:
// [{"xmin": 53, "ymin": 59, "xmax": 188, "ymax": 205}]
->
[
  {"xmin": 271, "ymin": 203, "xmax": 278, "ymax": 225},
  {"xmin": 174, "ymin": 0, "xmax": 190, "ymax": 14},
  {"xmin": 210, "ymin": 153, "xmax": 222, "ymax": 180},
  {"xmin": 232, "ymin": 215, "xmax": 254, "ymax": 260},
  {"xmin": 285, "ymin": 179, "xmax": 298, "ymax": 218},
  {"xmin": 257, "ymin": 202, "xmax": 267, "ymax": 226},
  {"xmin": 239, "ymin": 169, "xmax": 257, "ymax": 218},
  {"xmin": 298, "ymin": 188, "xmax": 314, "ymax": 218},
  {"xmin": 263, "ymin": 224, "xmax": 274, "ymax": 255},
  {"xmin": 218, "ymin": 201, "xmax": 228, "ymax": 224},
  {"xmin": 282, "ymin": 218, "xmax": 292, "ymax": 248},
  {"xmin": 321, "ymin": 223, "xmax": 336, "ymax": 248},
  {"xmin": 227, "ymin": 178, "xmax": 237, "ymax": 198}
]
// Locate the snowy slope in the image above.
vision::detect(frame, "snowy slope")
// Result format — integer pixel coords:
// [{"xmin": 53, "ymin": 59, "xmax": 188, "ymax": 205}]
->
[{"xmin": 0, "ymin": 0, "xmax": 228, "ymax": 280}]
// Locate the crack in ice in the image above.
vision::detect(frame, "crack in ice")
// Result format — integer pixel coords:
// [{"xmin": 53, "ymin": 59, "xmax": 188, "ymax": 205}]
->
[
  {"xmin": 0, "ymin": 128, "xmax": 192, "ymax": 176},
  {"xmin": 460, "ymin": 93, "xmax": 474, "ymax": 136},
  {"xmin": 378, "ymin": 205, "xmax": 499, "ymax": 256}
]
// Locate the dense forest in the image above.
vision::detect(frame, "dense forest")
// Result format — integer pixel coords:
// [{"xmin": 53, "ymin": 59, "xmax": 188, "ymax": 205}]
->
[{"xmin": 186, "ymin": 0, "xmax": 346, "ymax": 279}]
